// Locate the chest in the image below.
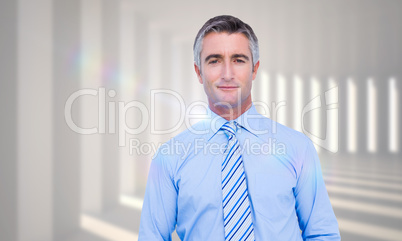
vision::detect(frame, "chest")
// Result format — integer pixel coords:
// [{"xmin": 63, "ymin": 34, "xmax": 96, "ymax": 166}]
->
[{"xmin": 174, "ymin": 150, "xmax": 298, "ymax": 212}]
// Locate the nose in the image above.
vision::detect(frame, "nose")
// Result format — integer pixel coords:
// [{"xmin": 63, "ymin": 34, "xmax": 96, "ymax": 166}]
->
[{"xmin": 221, "ymin": 61, "xmax": 234, "ymax": 81}]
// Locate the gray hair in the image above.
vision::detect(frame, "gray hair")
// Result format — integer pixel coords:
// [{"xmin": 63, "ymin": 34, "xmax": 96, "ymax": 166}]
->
[{"xmin": 193, "ymin": 15, "xmax": 259, "ymax": 68}]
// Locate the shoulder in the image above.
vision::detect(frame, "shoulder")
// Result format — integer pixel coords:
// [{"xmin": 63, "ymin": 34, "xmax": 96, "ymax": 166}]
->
[
  {"xmin": 254, "ymin": 114, "xmax": 309, "ymax": 142},
  {"xmin": 150, "ymin": 119, "xmax": 210, "ymax": 178},
  {"xmin": 152, "ymin": 119, "xmax": 208, "ymax": 160},
  {"xmin": 255, "ymin": 115, "xmax": 313, "ymax": 156},
  {"xmin": 165, "ymin": 119, "xmax": 210, "ymax": 149},
  {"xmin": 273, "ymin": 120, "xmax": 310, "ymax": 144}
]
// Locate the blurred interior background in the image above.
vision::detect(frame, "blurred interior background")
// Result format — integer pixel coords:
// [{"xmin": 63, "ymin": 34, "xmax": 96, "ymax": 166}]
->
[{"xmin": 1, "ymin": 0, "xmax": 401, "ymax": 240}]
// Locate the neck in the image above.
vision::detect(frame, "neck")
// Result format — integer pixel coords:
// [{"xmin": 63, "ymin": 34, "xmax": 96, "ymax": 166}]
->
[{"xmin": 209, "ymin": 100, "xmax": 252, "ymax": 121}]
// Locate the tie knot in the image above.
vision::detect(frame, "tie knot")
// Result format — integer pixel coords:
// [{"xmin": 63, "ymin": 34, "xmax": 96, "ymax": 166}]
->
[{"xmin": 221, "ymin": 121, "xmax": 238, "ymax": 137}]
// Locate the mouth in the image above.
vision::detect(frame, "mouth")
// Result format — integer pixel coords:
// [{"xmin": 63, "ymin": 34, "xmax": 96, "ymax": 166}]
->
[{"xmin": 217, "ymin": 86, "xmax": 239, "ymax": 91}]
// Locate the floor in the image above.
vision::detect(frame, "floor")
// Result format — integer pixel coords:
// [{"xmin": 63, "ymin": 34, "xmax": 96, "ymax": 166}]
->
[
  {"xmin": 321, "ymin": 154, "xmax": 402, "ymax": 241},
  {"xmin": 67, "ymin": 154, "xmax": 402, "ymax": 241}
]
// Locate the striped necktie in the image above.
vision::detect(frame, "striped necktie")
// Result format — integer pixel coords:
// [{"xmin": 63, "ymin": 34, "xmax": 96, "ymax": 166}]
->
[{"xmin": 221, "ymin": 121, "xmax": 255, "ymax": 241}]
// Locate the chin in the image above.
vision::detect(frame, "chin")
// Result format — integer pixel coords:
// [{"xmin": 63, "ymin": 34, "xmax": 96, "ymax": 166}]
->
[{"xmin": 214, "ymin": 101, "xmax": 239, "ymax": 109}]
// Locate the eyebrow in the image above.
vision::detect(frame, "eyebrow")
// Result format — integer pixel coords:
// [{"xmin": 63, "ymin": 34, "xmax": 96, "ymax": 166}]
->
[
  {"xmin": 204, "ymin": 53, "xmax": 250, "ymax": 63},
  {"xmin": 232, "ymin": 54, "xmax": 249, "ymax": 61},
  {"xmin": 204, "ymin": 54, "xmax": 222, "ymax": 63}
]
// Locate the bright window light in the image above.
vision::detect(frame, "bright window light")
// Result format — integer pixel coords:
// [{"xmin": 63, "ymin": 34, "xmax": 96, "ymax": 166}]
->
[
  {"xmin": 276, "ymin": 73, "xmax": 286, "ymax": 126},
  {"xmin": 347, "ymin": 78, "xmax": 357, "ymax": 153},
  {"xmin": 389, "ymin": 78, "xmax": 398, "ymax": 153},
  {"xmin": 293, "ymin": 75, "xmax": 303, "ymax": 132},
  {"xmin": 311, "ymin": 77, "xmax": 321, "ymax": 152},
  {"xmin": 367, "ymin": 78, "xmax": 377, "ymax": 153},
  {"xmin": 81, "ymin": 214, "xmax": 138, "ymax": 241}
]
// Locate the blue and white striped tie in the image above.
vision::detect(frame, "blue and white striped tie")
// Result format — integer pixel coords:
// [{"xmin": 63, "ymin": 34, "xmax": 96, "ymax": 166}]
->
[{"xmin": 221, "ymin": 121, "xmax": 255, "ymax": 241}]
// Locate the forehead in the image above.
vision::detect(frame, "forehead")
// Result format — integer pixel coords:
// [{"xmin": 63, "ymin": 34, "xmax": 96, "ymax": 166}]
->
[{"xmin": 201, "ymin": 32, "xmax": 251, "ymax": 57}]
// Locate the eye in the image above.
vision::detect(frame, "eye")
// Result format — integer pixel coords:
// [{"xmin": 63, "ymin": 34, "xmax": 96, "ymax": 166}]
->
[
  {"xmin": 208, "ymin": 59, "xmax": 218, "ymax": 64},
  {"xmin": 235, "ymin": 59, "xmax": 245, "ymax": 63}
]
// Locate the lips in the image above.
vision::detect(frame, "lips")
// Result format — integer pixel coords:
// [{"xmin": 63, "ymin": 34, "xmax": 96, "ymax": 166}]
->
[{"xmin": 217, "ymin": 86, "xmax": 238, "ymax": 90}]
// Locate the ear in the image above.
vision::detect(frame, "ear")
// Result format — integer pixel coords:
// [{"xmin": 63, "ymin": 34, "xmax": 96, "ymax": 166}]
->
[
  {"xmin": 252, "ymin": 60, "xmax": 260, "ymax": 80},
  {"xmin": 194, "ymin": 63, "xmax": 203, "ymax": 84}
]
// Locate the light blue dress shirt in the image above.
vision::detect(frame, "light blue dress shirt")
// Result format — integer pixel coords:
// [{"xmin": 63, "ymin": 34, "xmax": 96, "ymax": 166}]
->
[{"xmin": 139, "ymin": 105, "xmax": 340, "ymax": 241}]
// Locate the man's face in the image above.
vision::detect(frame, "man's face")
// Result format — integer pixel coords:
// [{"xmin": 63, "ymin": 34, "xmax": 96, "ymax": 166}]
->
[{"xmin": 194, "ymin": 32, "xmax": 259, "ymax": 110}]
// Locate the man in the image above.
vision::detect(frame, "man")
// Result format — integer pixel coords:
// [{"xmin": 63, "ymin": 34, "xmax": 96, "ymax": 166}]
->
[{"xmin": 139, "ymin": 15, "xmax": 340, "ymax": 241}]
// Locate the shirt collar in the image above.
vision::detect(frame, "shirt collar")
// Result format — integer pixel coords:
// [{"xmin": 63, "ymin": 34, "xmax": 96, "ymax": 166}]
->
[{"xmin": 203, "ymin": 104, "xmax": 264, "ymax": 141}]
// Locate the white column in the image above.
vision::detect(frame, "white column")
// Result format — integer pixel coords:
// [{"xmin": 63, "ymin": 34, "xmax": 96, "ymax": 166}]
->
[
  {"xmin": 338, "ymin": 76, "xmax": 349, "ymax": 154},
  {"xmin": 0, "ymin": 0, "xmax": 18, "ymax": 240},
  {"xmin": 276, "ymin": 73, "xmax": 287, "ymax": 126},
  {"xmin": 148, "ymin": 24, "xmax": 172, "ymax": 146},
  {"xmin": 148, "ymin": 23, "xmax": 161, "ymax": 150},
  {"xmin": 256, "ymin": 70, "xmax": 270, "ymax": 118},
  {"xmin": 326, "ymin": 78, "xmax": 339, "ymax": 154},
  {"xmin": 389, "ymin": 78, "xmax": 398, "ymax": 153},
  {"xmin": 347, "ymin": 78, "xmax": 357, "ymax": 153},
  {"xmin": 171, "ymin": 39, "xmax": 184, "ymax": 100},
  {"xmin": 181, "ymin": 41, "xmax": 195, "ymax": 104},
  {"xmin": 377, "ymin": 75, "xmax": 389, "ymax": 154},
  {"xmin": 148, "ymin": 24, "xmax": 162, "ymax": 91},
  {"xmin": 310, "ymin": 76, "xmax": 321, "ymax": 152},
  {"xmin": 53, "ymin": 0, "xmax": 81, "ymax": 238},
  {"xmin": 80, "ymin": 0, "xmax": 103, "ymax": 213},
  {"xmin": 158, "ymin": 30, "xmax": 179, "ymax": 141},
  {"xmin": 119, "ymin": 0, "xmax": 135, "ymax": 195},
  {"xmin": 367, "ymin": 78, "xmax": 377, "ymax": 153},
  {"xmin": 102, "ymin": 0, "xmax": 120, "ymax": 210},
  {"xmin": 397, "ymin": 79, "xmax": 402, "ymax": 154},
  {"xmin": 293, "ymin": 75, "xmax": 303, "ymax": 132},
  {"xmin": 17, "ymin": 0, "xmax": 53, "ymax": 240},
  {"xmin": 171, "ymin": 38, "xmax": 190, "ymax": 134},
  {"xmin": 131, "ymin": 13, "xmax": 150, "ymax": 196},
  {"xmin": 188, "ymin": 40, "xmax": 204, "ymax": 106}
]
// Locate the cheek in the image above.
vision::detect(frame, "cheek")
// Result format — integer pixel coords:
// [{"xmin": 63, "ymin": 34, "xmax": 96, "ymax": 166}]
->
[
  {"xmin": 202, "ymin": 74, "xmax": 217, "ymax": 87},
  {"xmin": 239, "ymin": 72, "xmax": 253, "ymax": 85},
  {"xmin": 203, "ymin": 66, "xmax": 221, "ymax": 79}
]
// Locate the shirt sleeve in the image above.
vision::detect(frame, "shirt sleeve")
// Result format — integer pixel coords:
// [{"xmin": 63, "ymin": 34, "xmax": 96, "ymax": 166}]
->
[
  {"xmin": 294, "ymin": 139, "xmax": 341, "ymax": 240},
  {"xmin": 138, "ymin": 151, "xmax": 178, "ymax": 241}
]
